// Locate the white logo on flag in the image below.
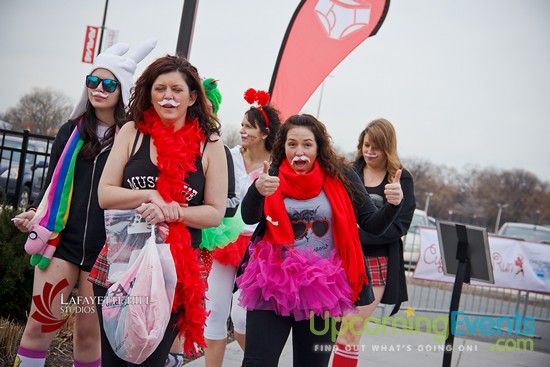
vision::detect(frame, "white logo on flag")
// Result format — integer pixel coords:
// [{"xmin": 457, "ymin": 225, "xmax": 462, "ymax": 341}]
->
[{"xmin": 315, "ymin": 0, "xmax": 372, "ymax": 40}]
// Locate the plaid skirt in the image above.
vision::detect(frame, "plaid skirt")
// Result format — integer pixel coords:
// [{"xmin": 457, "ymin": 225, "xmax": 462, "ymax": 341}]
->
[{"xmin": 365, "ymin": 256, "xmax": 388, "ymax": 286}]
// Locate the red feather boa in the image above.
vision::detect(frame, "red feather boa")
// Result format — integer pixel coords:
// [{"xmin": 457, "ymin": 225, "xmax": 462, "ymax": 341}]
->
[{"xmin": 138, "ymin": 107, "xmax": 207, "ymax": 356}]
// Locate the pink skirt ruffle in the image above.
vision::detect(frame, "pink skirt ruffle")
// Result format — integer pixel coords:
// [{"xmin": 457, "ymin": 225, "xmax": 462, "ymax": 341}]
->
[{"xmin": 236, "ymin": 240, "xmax": 354, "ymax": 321}]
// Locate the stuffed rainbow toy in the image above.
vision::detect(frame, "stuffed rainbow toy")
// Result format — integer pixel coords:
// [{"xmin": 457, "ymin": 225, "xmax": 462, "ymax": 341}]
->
[{"xmin": 24, "ymin": 126, "xmax": 83, "ymax": 269}]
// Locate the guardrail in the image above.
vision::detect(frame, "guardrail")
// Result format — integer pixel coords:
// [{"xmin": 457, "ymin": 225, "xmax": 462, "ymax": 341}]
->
[
  {"xmin": 396, "ymin": 229, "xmax": 550, "ymax": 323},
  {"xmin": 0, "ymin": 129, "xmax": 54, "ymax": 208}
]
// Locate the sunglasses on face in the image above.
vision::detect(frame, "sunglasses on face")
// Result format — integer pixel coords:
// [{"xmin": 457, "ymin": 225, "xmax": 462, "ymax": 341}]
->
[
  {"xmin": 291, "ymin": 219, "xmax": 330, "ymax": 239},
  {"xmin": 85, "ymin": 75, "xmax": 120, "ymax": 93}
]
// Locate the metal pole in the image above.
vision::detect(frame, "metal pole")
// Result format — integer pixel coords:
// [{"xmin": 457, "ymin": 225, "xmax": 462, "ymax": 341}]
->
[
  {"xmin": 316, "ymin": 75, "xmax": 333, "ymax": 119},
  {"xmin": 97, "ymin": 0, "xmax": 109, "ymax": 56},
  {"xmin": 13, "ymin": 130, "xmax": 30, "ymax": 208},
  {"xmin": 495, "ymin": 206, "xmax": 502, "ymax": 233},
  {"xmin": 316, "ymin": 81, "xmax": 326, "ymax": 118},
  {"xmin": 176, "ymin": 0, "xmax": 199, "ymax": 58},
  {"xmin": 495, "ymin": 203, "xmax": 508, "ymax": 233},
  {"xmin": 424, "ymin": 192, "xmax": 433, "ymax": 214}
]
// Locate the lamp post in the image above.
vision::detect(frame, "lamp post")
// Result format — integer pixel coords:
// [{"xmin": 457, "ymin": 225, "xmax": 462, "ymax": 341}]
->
[
  {"xmin": 424, "ymin": 192, "xmax": 433, "ymax": 214},
  {"xmin": 316, "ymin": 74, "xmax": 333, "ymax": 119},
  {"xmin": 495, "ymin": 203, "xmax": 509, "ymax": 233},
  {"xmin": 97, "ymin": 0, "xmax": 110, "ymax": 56}
]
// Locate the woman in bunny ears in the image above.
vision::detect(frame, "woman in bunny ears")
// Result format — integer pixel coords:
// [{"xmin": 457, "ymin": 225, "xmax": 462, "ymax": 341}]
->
[
  {"xmin": 12, "ymin": 38, "xmax": 156, "ymax": 367},
  {"xmin": 203, "ymin": 88, "xmax": 282, "ymax": 367}
]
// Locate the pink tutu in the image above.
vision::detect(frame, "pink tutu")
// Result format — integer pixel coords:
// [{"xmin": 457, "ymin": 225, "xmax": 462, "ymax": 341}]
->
[{"xmin": 236, "ymin": 240, "xmax": 354, "ymax": 320}]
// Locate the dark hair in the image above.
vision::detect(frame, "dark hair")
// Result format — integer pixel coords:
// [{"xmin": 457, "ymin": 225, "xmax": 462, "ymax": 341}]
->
[
  {"xmin": 244, "ymin": 105, "xmax": 282, "ymax": 152},
  {"xmin": 78, "ymin": 94, "xmax": 125, "ymax": 160},
  {"xmin": 271, "ymin": 114, "xmax": 362, "ymax": 202},
  {"xmin": 127, "ymin": 54, "xmax": 221, "ymax": 138}
]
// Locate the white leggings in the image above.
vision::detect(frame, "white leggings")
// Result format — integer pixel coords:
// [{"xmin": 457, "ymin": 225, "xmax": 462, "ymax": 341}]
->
[{"xmin": 204, "ymin": 259, "xmax": 247, "ymax": 340}]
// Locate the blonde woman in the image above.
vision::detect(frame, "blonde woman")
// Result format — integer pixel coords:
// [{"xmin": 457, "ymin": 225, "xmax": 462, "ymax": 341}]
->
[{"xmin": 332, "ymin": 118, "xmax": 415, "ymax": 366}]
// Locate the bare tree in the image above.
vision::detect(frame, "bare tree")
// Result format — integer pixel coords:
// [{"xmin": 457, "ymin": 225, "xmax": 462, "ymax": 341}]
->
[
  {"xmin": 1, "ymin": 88, "xmax": 73, "ymax": 135},
  {"xmin": 410, "ymin": 163, "xmax": 550, "ymax": 228},
  {"xmin": 473, "ymin": 168, "xmax": 548, "ymax": 227}
]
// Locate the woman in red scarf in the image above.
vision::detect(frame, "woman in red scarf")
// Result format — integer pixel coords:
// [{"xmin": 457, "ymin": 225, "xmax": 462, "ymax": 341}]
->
[
  {"xmin": 89, "ymin": 55, "xmax": 228, "ymax": 366},
  {"xmin": 236, "ymin": 114, "xmax": 403, "ymax": 367}
]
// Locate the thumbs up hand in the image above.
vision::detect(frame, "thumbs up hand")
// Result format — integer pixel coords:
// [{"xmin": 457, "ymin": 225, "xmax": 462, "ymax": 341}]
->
[
  {"xmin": 384, "ymin": 169, "xmax": 403, "ymax": 206},
  {"xmin": 255, "ymin": 161, "xmax": 280, "ymax": 197}
]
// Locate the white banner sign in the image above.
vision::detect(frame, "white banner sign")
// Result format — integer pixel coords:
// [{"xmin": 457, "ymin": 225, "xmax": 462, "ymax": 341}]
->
[
  {"xmin": 413, "ymin": 228, "xmax": 550, "ymax": 293},
  {"xmin": 103, "ymin": 28, "xmax": 119, "ymax": 51}
]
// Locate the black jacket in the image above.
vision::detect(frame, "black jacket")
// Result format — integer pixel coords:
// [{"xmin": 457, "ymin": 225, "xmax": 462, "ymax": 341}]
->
[
  {"xmin": 353, "ymin": 158, "xmax": 416, "ymax": 315},
  {"xmin": 31, "ymin": 120, "xmax": 112, "ymax": 269}
]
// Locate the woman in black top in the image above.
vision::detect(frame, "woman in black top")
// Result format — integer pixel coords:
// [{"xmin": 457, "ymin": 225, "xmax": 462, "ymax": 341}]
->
[
  {"xmin": 12, "ymin": 39, "xmax": 155, "ymax": 367},
  {"xmin": 91, "ymin": 55, "xmax": 228, "ymax": 366},
  {"xmin": 332, "ymin": 118, "xmax": 415, "ymax": 367}
]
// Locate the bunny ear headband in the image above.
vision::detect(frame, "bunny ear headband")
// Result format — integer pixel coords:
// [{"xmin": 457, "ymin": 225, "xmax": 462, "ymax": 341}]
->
[
  {"xmin": 70, "ymin": 37, "xmax": 157, "ymax": 120},
  {"xmin": 244, "ymin": 88, "xmax": 270, "ymax": 129}
]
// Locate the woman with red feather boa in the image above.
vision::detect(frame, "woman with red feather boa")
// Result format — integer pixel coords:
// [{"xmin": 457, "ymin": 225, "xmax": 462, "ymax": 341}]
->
[{"xmin": 89, "ymin": 55, "xmax": 228, "ymax": 366}]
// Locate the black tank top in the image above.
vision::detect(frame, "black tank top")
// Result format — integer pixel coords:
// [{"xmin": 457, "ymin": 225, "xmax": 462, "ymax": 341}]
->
[{"xmin": 123, "ymin": 132, "xmax": 205, "ymax": 247}]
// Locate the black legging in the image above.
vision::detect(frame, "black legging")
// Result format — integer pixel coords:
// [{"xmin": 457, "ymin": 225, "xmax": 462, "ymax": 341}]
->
[
  {"xmin": 243, "ymin": 310, "xmax": 334, "ymax": 367},
  {"xmin": 93, "ymin": 284, "xmax": 180, "ymax": 367}
]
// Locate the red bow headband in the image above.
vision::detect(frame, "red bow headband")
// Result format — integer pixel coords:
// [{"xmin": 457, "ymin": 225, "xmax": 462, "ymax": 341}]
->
[{"xmin": 244, "ymin": 88, "xmax": 270, "ymax": 129}]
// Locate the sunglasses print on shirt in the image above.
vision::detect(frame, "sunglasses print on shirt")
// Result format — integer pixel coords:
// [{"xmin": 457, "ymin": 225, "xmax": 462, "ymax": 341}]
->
[{"xmin": 291, "ymin": 219, "xmax": 330, "ymax": 239}]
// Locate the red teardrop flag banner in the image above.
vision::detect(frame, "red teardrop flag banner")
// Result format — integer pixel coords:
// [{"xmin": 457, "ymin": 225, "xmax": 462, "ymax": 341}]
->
[{"xmin": 269, "ymin": 0, "xmax": 390, "ymax": 120}]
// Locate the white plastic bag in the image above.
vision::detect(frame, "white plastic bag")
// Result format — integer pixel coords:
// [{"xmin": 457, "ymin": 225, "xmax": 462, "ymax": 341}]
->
[
  {"xmin": 104, "ymin": 209, "xmax": 168, "ymax": 283},
  {"xmin": 101, "ymin": 225, "xmax": 177, "ymax": 364}
]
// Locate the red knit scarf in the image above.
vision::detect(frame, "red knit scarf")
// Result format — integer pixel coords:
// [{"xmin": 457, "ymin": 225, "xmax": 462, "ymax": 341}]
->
[
  {"xmin": 138, "ymin": 107, "xmax": 206, "ymax": 355},
  {"xmin": 263, "ymin": 159, "xmax": 368, "ymax": 302}
]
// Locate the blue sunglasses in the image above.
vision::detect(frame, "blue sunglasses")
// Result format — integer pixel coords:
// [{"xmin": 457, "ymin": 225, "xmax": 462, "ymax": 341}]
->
[{"xmin": 86, "ymin": 75, "xmax": 120, "ymax": 93}]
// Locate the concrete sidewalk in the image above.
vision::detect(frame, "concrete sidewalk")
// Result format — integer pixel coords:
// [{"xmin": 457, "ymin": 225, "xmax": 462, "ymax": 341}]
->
[{"xmin": 184, "ymin": 328, "xmax": 549, "ymax": 367}]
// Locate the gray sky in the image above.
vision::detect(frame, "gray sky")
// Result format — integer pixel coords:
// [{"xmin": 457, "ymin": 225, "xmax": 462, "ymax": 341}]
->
[{"xmin": 1, "ymin": 0, "xmax": 549, "ymax": 182}]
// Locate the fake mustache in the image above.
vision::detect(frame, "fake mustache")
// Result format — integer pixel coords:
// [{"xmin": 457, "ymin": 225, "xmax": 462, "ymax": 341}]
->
[
  {"xmin": 292, "ymin": 156, "xmax": 311, "ymax": 164},
  {"xmin": 91, "ymin": 91, "xmax": 108, "ymax": 98},
  {"xmin": 158, "ymin": 99, "xmax": 181, "ymax": 107}
]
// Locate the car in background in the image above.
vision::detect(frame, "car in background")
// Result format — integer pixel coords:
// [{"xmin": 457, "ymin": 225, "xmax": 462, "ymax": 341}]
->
[
  {"xmin": 403, "ymin": 209, "xmax": 436, "ymax": 269},
  {"xmin": 0, "ymin": 135, "xmax": 51, "ymax": 209},
  {"xmin": 497, "ymin": 222, "xmax": 550, "ymax": 244}
]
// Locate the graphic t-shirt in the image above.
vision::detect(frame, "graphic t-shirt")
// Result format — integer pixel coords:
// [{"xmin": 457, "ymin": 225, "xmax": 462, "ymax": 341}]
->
[{"xmin": 284, "ymin": 189, "xmax": 334, "ymax": 259}]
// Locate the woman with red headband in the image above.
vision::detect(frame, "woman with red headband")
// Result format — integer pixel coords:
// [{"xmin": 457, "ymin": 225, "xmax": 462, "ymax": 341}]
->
[
  {"xmin": 203, "ymin": 88, "xmax": 281, "ymax": 367},
  {"xmin": 236, "ymin": 114, "xmax": 403, "ymax": 367}
]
